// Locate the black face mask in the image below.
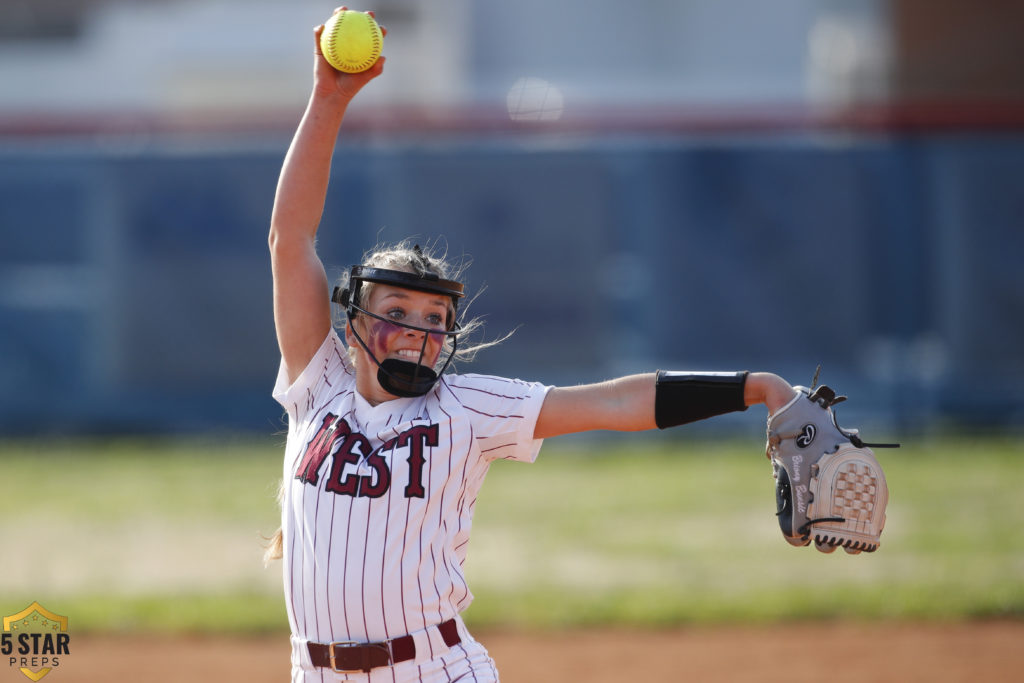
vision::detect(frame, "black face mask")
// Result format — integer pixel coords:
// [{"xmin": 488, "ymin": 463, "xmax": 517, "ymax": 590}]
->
[
  {"xmin": 345, "ymin": 304, "xmax": 462, "ymax": 398},
  {"xmin": 332, "ymin": 265, "xmax": 466, "ymax": 398}
]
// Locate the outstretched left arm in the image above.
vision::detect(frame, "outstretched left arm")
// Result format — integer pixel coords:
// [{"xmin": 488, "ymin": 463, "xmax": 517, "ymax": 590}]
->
[{"xmin": 533, "ymin": 372, "xmax": 794, "ymax": 440}]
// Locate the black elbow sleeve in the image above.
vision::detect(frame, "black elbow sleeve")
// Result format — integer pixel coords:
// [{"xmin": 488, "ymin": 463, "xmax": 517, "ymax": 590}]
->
[{"xmin": 654, "ymin": 371, "xmax": 749, "ymax": 429}]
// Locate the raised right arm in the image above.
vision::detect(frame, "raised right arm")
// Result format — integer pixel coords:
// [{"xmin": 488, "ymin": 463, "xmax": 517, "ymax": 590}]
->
[{"xmin": 269, "ymin": 14, "xmax": 385, "ymax": 384}]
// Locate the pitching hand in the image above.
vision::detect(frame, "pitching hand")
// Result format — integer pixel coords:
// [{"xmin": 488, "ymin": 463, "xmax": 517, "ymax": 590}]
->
[{"xmin": 313, "ymin": 7, "xmax": 387, "ymax": 101}]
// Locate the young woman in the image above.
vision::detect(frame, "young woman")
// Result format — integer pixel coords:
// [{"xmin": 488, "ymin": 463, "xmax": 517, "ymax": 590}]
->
[{"xmin": 267, "ymin": 10, "xmax": 797, "ymax": 681}]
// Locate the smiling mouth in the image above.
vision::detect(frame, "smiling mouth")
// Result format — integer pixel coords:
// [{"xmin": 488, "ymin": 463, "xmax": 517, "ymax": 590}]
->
[{"xmin": 394, "ymin": 349, "xmax": 421, "ymax": 360}]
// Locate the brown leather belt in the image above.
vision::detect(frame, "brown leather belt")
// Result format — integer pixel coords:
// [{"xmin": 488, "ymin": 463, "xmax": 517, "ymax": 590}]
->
[{"xmin": 307, "ymin": 619, "xmax": 461, "ymax": 673}]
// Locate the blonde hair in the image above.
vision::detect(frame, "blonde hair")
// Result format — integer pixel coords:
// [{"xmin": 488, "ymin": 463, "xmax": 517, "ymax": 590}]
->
[
  {"xmin": 264, "ymin": 528, "xmax": 284, "ymax": 565},
  {"xmin": 263, "ymin": 480, "xmax": 285, "ymax": 565},
  {"xmin": 264, "ymin": 240, "xmax": 511, "ymax": 564}
]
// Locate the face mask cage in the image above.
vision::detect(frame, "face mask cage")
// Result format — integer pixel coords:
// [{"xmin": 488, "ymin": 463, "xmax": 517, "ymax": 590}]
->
[{"xmin": 332, "ymin": 266, "xmax": 466, "ymax": 397}]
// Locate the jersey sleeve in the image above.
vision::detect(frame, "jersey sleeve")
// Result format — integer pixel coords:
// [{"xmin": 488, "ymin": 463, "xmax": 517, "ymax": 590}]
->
[
  {"xmin": 441, "ymin": 374, "xmax": 552, "ymax": 463},
  {"xmin": 272, "ymin": 328, "xmax": 352, "ymax": 424}
]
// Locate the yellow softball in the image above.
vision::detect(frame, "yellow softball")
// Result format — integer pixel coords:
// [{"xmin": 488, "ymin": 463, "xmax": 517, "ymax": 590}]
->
[{"xmin": 319, "ymin": 10, "xmax": 383, "ymax": 74}]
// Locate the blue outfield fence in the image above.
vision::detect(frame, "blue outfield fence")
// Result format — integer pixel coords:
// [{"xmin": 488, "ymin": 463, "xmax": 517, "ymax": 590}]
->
[{"xmin": 1, "ymin": 132, "xmax": 1022, "ymax": 434}]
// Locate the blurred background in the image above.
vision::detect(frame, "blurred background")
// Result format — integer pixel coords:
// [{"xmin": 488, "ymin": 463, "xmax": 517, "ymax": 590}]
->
[
  {"xmin": 2, "ymin": 5, "xmax": 1023, "ymax": 677},
  {"xmin": 1, "ymin": 0, "xmax": 1023, "ymax": 436}
]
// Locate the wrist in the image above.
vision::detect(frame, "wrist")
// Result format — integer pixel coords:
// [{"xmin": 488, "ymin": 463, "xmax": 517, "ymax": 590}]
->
[
  {"xmin": 302, "ymin": 89, "xmax": 351, "ymax": 131},
  {"xmin": 746, "ymin": 373, "xmax": 796, "ymax": 414},
  {"xmin": 309, "ymin": 82, "xmax": 353, "ymax": 109}
]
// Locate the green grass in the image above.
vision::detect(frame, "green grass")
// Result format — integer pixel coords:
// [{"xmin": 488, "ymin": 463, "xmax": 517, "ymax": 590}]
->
[
  {"xmin": 0, "ymin": 436, "xmax": 286, "ymax": 633},
  {"xmin": 464, "ymin": 436, "xmax": 1024, "ymax": 628},
  {"xmin": 0, "ymin": 435, "xmax": 1021, "ymax": 634}
]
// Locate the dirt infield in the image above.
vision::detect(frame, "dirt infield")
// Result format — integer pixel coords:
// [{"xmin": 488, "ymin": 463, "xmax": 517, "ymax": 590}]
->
[{"xmin": 41, "ymin": 621, "xmax": 1022, "ymax": 682}]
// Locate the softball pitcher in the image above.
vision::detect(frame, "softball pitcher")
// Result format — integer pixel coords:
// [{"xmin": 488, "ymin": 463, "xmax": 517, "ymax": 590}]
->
[{"xmin": 267, "ymin": 10, "xmax": 796, "ymax": 681}]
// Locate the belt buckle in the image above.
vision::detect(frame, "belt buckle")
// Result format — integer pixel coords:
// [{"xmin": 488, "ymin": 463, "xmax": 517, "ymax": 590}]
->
[
  {"xmin": 328, "ymin": 640, "xmax": 392, "ymax": 673},
  {"xmin": 328, "ymin": 641, "xmax": 361, "ymax": 673}
]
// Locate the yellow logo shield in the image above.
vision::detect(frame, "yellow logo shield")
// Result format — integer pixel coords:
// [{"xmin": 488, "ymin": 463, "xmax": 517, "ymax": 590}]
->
[{"xmin": 3, "ymin": 602, "xmax": 70, "ymax": 682}]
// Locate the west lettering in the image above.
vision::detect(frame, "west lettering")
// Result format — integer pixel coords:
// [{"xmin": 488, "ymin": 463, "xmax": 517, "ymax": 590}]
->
[{"xmin": 298, "ymin": 418, "xmax": 438, "ymax": 499}]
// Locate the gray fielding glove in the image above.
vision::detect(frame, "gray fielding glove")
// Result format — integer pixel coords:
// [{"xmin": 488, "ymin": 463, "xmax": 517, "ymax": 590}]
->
[{"xmin": 765, "ymin": 381, "xmax": 895, "ymax": 554}]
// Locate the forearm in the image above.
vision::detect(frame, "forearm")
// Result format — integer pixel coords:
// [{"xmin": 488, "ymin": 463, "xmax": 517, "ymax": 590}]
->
[
  {"xmin": 535, "ymin": 371, "xmax": 795, "ymax": 439},
  {"xmin": 653, "ymin": 371, "xmax": 795, "ymax": 427},
  {"xmin": 534, "ymin": 374, "xmax": 657, "ymax": 439},
  {"xmin": 269, "ymin": 93, "xmax": 350, "ymax": 246},
  {"xmin": 270, "ymin": 16, "xmax": 384, "ymax": 248}
]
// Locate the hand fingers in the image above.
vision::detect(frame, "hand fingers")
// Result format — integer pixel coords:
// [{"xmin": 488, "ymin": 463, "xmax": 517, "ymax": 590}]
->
[
  {"xmin": 364, "ymin": 9, "xmax": 386, "ymax": 36},
  {"xmin": 313, "ymin": 24, "xmax": 324, "ymax": 54},
  {"xmin": 365, "ymin": 9, "xmax": 386, "ymax": 31}
]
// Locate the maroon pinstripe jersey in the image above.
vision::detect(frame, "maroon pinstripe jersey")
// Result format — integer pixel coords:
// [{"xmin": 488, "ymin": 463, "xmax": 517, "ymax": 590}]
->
[{"xmin": 273, "ymin": 330, "xmax": 550, "ymax": 646}]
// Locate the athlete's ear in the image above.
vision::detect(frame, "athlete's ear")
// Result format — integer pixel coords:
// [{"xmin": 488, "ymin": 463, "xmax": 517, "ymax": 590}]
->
[{"xmin": 344, "ymin": 315, "xmax": 367, "ymax": 352}]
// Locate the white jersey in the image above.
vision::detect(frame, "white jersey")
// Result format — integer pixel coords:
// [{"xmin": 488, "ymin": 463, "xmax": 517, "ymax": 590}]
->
[{"xmin": 272, "ymin": 329, "xmax": 550, "ymax": 647}]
